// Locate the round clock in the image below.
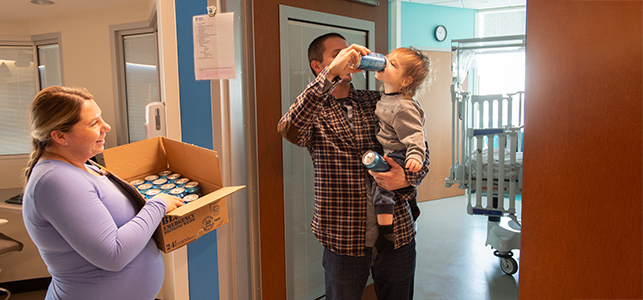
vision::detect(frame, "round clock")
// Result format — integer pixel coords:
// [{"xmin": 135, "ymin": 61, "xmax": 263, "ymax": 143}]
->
[{"xmin": 434, "ymin": 25, "xmax": 447, "ymax": 42}]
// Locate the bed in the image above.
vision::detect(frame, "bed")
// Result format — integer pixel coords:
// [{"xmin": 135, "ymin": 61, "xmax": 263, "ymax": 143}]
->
[{"xmin": 444, "ymin": 36, "xmax": 525, "ymax": 275}]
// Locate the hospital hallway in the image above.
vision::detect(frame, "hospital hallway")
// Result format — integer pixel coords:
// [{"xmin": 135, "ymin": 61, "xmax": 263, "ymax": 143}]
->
[{"xmin": 414, "ymin": 195, "xmax": 521, "ymax": 300}]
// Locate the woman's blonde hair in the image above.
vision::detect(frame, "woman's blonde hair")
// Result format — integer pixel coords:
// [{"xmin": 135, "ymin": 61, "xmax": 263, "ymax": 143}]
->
[
  {"xmin": 24, "ymin": 86, "xmax": 93, "ymax": 181},
  {"xmin": 390, "ymin": 47, "xmax": 430, "ymax": 98}
]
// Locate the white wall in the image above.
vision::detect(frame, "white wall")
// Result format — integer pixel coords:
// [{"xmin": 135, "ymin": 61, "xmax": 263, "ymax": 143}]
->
[{"xmin": 0, "ymin": 2, "xmax": 155, "ymax": 189}]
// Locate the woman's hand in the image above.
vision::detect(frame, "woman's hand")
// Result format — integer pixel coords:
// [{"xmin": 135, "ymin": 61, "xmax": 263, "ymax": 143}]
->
[
  {"xmin": 368, "ymin": 155, "xmax": 411, "ymax": 191},
  {"xmin": 155, "ymin": 193, "xmax": 184, "ymax": 213},
  {"xmin": 327, "ymin": 44, "xmax": 371, "ymax": 80}
]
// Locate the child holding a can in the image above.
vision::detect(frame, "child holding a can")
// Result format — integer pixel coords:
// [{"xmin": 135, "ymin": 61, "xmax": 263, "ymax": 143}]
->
[{"xmin": 366, "ymin": 47, "xmax": 430, "ymax": 252}]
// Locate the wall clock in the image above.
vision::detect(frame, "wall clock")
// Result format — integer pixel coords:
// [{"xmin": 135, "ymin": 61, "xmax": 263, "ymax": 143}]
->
[{"xmin": 435, "ymin": 25, "xmax": 447, "ymax": 42}]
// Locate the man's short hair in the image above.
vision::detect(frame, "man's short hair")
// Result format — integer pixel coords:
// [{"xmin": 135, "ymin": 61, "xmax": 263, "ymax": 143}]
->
[{"xmin": 307, "ymin": 32, "xmax": 346, "ymax": 76}]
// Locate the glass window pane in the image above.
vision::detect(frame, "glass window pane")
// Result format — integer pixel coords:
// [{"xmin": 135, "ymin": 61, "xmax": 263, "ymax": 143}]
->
[
  {"xmin": 38, "ymin": 44, "xmax": 62, "ymax": 89},
  {"xmin": 123, "ymin": 33, "xmax": 159, "ymax": 143},
  {"xmin": 0, "ymin": 46, "xmax": 36, "ymax": 155}
]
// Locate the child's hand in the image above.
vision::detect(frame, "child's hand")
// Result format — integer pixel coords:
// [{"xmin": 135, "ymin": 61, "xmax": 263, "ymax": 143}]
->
[{"xmin": 405, "ymin": 158, "xmax": 421, "ymax": 173}]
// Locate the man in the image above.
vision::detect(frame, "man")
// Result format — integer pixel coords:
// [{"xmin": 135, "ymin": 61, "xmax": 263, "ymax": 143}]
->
[{"xmin": 278, "ymin": 33, "xmax": 429, "ymax": 300}]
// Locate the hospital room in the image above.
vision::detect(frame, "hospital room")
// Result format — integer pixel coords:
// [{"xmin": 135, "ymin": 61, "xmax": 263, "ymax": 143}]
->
[{"xmin": 0, "ymin": 0, "xmax": 640, "ymax": 300}]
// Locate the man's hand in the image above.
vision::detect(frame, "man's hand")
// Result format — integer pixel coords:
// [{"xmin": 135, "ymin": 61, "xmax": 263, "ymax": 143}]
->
[
  {"xmin": 368, "ymin": 155, "xmax": 411, "ymax": 191},
  {"xmin": 327, "ymin": 44, "xmax": 371, "ymax": 81}
]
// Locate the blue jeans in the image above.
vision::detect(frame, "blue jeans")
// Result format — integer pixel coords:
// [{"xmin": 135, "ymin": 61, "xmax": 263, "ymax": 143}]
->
[{"xmin": 322, "ymin": 239, "xmax": 416, "ymax": 300}]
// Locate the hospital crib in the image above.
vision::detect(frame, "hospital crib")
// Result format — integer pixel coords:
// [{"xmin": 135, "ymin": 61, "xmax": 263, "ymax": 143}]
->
[
  {"xmin": 445, "ymin": 89, "xmax": 524, "ymax": 275},
  {"xmin": 444, "ymin": 35, "xmax": 526, "ymax": 276}
]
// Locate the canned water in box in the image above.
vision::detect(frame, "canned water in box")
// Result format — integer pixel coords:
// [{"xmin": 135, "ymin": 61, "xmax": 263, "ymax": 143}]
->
[
  {"xmin": 145, "ymin": 189, "xmax": 161, "ymax": 199},
  {"xmin": 167, "ymin": 173, "xmax": 182, "ymax": 183},
  {"xmin": 174, "ymin": 178, "xmax": 190, "ymax": 187},
  {"xmin": 158, "ymin": 170, "xmax": 173, "ymax": 179},
  {"xmin": 183, "ymin": 194, "xmax": 199, "ymax": 204},
  {"xmin": 169, "ymin": 187, "xmax": 186, "ymax": 199},
  {"xmin": 152, "ymin": 178, "xmax": 168, "ymax": 188},
  {"xmin": 184, "ymin": 181, "xmax": 201, "ymax": 196},
  {"xmin": 160, "ymin": 183, "xmax": 176, "ymax": 193},
  {"xmin": 144, "ymin": 175, "xmax": 159, "ymax": 183},
  {"xmin": 129, "ymin": 179, "xmax": 145, "ymax": 187}
]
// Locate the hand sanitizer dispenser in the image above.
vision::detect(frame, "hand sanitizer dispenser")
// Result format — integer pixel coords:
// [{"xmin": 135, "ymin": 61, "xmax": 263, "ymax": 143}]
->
[{"xmin": 145, "ymin": 102, "xmax": 166, "ymax": 139}]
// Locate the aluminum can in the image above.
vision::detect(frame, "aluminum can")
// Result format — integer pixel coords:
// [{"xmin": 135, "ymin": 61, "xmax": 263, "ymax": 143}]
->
[
  {"xmin": 152, "ymin": 178, "xmax": 168, "ymax": 188},
  {"xmin": 362, "ymin": 150, "xmax": 391, "ymax": 172},
  {"xmin": 351, "ymin": 53, "xmax": 387, "ymax": 72},
  {"xmin": 184, "ymin": 181, "xmax": 201, "ymax": 196},
  {"xmin": 158, "ymin": 170, "xmax": 173, "ymax": 179},
  {"xmin": 160, "ymin": 183, "xmax": 176, "ymax": 193},
  {"xmin": 129, "ymin": 179, "xmax": 145, "ymax": 187},
  {"xmin": 167, "ymin": 173, "xmax": 182, "ymax": 183},
  {"xmin": 174, "ymin": 178, "xmax": 190, "ymax": 187},
  {"xmin": 145, "ymin": 188, "xmax": 161, "ymax": 199},
  {"xmin": 144, "ymin": 175, "xmax": 159, "ymax": 183},
  {"xmin": 183, "ymin": 194, "xmax": 199, "ymax": 204},
  {"xmin": 169, "ymin": 187, "xmax": 186, "ymax": 199},
  {"xmin": 137, "ymin": 183, "xmax": 153, "ymax": 194}
]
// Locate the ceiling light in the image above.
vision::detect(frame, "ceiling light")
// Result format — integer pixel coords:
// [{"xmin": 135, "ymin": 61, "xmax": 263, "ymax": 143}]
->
[{"xmin": 31, "ymin": 0, "xmax": 55, "ymax": 5}]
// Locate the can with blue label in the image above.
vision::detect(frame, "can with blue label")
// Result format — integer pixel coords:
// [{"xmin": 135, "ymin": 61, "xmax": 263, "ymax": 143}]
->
[
  {"xmin": 184, "ymin": 181, "xmax": 201, "ymax": 196},
  {"xmin": 183, "ymin": 194, "xmax": 199, "ymax": 204},
  {"xmin": 137, "ymin": 183, "xmax": 153, "ymax": 194},
  {"xmin": 129, "ymin": 179, "xmax": 145, "ymax": 188},
  {"xmin": 169, "ymin": 187, "xmax": 186, "ymax": 199},
  {"xmin": 167, "ymin": 173, "xmax": 182, "ymax": 183},
  {"xmin": 144, "ymin": 175, "xmax": 159, "ymax": 184},
  {"xmin": 145, "ymin": 188, "xmax": 161, "ymax": 199},
  {"xmin": 350, "ymin": 53, "xmax": 387, "ymax": 72},
  {"xmin": 175, "ymin": 178, "xmax": 190, "ymax": 187},
  {"xmin": 158, "ymin": 170, "xmax": 173, "ymax": 179},
  {"xmin": 160, "ymin": 183, "xmax": 176, "ymax": 194},
  {"xmin": 362, "ymin": 150, "xmax": 391, "ymax": 172},
  {"xmin": 152, "ymin": 178, "xmax": 168, "ymax": 188}
]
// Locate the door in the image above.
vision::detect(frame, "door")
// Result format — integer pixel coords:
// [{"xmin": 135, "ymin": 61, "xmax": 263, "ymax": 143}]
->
[
  {"xmin": 278, "ymin": 6, "xmax": 374, "ymax": 299},
  {"xmin": 253, "ymin": 1, "xmax": 388, "ymax": 298}
]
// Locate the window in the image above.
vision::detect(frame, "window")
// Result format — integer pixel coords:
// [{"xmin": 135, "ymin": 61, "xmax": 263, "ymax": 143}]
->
[
  {"xmin": 0, "ymin": 46, "xmax": 36, "ymax": 155},
  {"xmin": 0, "ymin": 34, "xmax": 61, "ymax": 156},
  {"xmin": 112, "ymin": 23, "xmax": 160, "ymax": 145},
  {"xmin": 122, "ymin": 33, "xmax": 159, "ymax": 143}
]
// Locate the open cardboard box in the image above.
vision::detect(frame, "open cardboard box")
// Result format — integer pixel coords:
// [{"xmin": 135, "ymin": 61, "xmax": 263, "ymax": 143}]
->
[{"xmin": 102, "ymin": 136, "xmax": 245, "ymax": 253}]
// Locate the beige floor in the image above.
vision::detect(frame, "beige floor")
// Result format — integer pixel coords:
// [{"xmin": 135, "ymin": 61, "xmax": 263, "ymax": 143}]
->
[
  {"xmin": 414, "ymin": 195, "xmax": 520, "ymax": 300},
  {"xmin": 10, "ymin": 195, "xmax": 521, "ymax": 300}
]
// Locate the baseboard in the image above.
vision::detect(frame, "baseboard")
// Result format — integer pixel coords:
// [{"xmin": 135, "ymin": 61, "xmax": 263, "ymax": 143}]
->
[{"xmin": 0, "ymin": 277, "xmax": 51, "ymax": 293}]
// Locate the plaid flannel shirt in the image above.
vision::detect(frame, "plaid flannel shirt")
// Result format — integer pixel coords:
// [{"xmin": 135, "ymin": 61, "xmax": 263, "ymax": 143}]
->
[{"xmin": 278, "ymin": 67, "xmax": 429, "ymax": 256}]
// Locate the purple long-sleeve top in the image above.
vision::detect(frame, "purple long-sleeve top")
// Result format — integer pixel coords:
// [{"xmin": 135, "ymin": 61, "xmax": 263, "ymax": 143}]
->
[{"xmin": 22, "ymin": 159, "xmax": 168, "ymax": 300}]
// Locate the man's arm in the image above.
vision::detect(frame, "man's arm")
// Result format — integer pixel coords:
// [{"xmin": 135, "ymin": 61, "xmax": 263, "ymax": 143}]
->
[{"xmin": 277, "ymin": 67, "xmax": 338, "ymax": 146}]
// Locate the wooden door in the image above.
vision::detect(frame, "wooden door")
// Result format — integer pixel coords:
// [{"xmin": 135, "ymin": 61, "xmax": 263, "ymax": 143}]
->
[{"xmin": 253, "ymin": 1, "xmax": 388, "ymax": 298}]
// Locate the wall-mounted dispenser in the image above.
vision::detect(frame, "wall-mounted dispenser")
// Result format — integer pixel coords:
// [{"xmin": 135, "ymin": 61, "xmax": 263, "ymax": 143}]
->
[{"xmin": 145, "ymin": 101, "xmax": 166, "ymax": 139}]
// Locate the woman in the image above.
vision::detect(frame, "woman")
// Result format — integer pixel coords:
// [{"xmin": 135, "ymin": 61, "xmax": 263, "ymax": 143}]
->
[{"xmin": 22, "ymin": 86, "xmax": 184, "ymax": 300}]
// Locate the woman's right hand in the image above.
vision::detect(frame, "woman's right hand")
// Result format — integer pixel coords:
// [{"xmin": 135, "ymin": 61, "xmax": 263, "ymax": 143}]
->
[{"xmin": 155, "ymin": 193, "xmax": 184, "ymax": 213}]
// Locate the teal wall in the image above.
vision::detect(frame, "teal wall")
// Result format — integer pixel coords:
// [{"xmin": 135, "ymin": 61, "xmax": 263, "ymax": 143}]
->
[{"xmin": 399, "ymin": 2, "xmax": 476, "ymax": 49}]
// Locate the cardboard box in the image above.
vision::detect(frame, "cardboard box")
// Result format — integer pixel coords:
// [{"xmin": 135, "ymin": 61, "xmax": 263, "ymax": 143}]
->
[{"xmin": 102, "ymin": 136, "xmax": 245, "ymax": 253}]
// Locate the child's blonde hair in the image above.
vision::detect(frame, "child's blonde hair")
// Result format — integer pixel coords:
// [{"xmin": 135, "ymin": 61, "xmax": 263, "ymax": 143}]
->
[{"xmin": 390, "ymin": 47, "xmax": 430, "ymax": 98}]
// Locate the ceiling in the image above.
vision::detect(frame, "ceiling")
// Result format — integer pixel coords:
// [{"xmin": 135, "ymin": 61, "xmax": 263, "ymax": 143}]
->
[
  {"xmin": 1, "ymin": 0, "xmax": 525, "ymax": 22},
  {"xmin": 0, "ymin": 0, "xmax": 149, "ymax": 21},
  {"xmin": 402, "ymin": 0, "xmax": 526, "ymax": 10}
]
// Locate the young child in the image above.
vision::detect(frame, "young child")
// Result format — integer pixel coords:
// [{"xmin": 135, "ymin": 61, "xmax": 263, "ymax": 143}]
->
[{"xmin": 371, "ymin": 47, "xmax": 430, "ymax": 251}]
